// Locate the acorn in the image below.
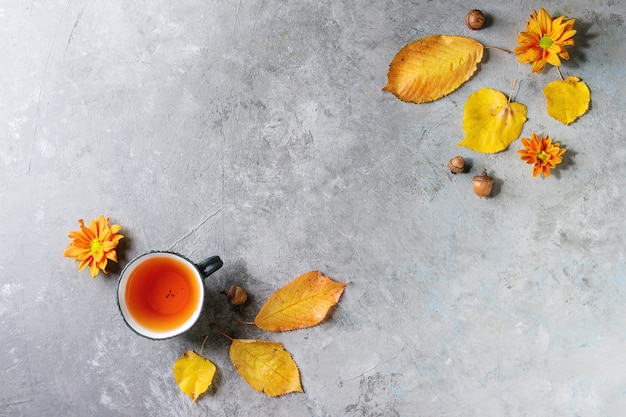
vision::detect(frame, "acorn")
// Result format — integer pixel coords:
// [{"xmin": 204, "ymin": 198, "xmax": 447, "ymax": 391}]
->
[
  {"xmin": 223, "ymin": 285, "xmax": 248, "ymax": 306},
  {"xmin": 472, "ymin": 169, "xmax": 494, "ymax": 198},
  {"xmin": 465, "ymin": 9, "xmax": 485, "ymax": 30},
  {"xmin": 448, "ymin": 156, "xmax": 465, "ymax": 174}
]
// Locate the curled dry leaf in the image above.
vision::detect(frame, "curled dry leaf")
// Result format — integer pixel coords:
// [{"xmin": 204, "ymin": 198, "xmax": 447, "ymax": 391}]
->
[
  {"xmin": 255, "ymin": 271, "xmax": 348, "ymax": 332},
  {"xmin": 544, "ymin": 76, "xmax": 590, "ymax": 125},
  {"xmin": 458, "ymin": 88, "xmax": 527, "ymax": 153},
  {"xmin": 172, "ymin": 350, "xmax": 217, "ymax": 402},
  {"xmin": 230, "ymin": 339, "xmax": 303, "ymax": 397},
  {"xmin": 383, "ymin": 35, "xmax": 484, "ymax": 103}
]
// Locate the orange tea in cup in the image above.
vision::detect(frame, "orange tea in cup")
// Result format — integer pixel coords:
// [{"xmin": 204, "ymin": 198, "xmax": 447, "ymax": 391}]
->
[
  {"xmin": 117, "ymin": 252, "xmax": 222, "ymax": 339},
  {"xmin": 125, "ymin": 255, "xmax": 201, "ymax": 332}
]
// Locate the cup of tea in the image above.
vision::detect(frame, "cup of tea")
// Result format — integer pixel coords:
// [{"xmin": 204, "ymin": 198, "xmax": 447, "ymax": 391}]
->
[{"xmin": 116, "ymin": 251, "xmax": 223, "ymax": 339}]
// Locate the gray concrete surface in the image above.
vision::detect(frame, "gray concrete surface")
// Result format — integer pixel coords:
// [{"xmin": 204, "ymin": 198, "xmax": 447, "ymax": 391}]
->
[{"xmin": 1, "ymin": 0, "xmax": 625, "ymax": 416}]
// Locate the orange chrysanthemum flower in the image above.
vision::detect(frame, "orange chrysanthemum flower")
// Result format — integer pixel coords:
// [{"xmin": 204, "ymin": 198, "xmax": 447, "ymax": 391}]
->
[
  {"xmin": 518, "ymin": 133, "xmax": 566, "ymax": 178},
  {"xmin": 514, "ymin": 8, "xmax": 576, "ymax": 74},
  {"xmin": 64, "ymin": 215, "xmax": 124, "ymax": 278}
]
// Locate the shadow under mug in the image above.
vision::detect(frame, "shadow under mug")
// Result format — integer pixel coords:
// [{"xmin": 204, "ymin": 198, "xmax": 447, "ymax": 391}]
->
[{"xmin": 116, "ymin": 251, "xmax": 223, "ymax": 340}]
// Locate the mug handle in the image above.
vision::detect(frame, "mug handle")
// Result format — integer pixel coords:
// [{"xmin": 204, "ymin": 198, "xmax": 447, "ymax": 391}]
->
[{"xmin": 196, "ymin": 256, "xmax": 223, "ymax": 278}]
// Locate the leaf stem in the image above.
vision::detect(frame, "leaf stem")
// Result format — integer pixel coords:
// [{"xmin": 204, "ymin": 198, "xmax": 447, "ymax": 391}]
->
[
  {"xmin": 556, "ymin": 66, "xmax": 564, "ymax": 80},
  {"xmin": 210, "ymin": 324, "xmax": 234, "ymax": 341},
  {"xmin": 236, "ymin": 319, "xmax": 257, "ymax": 326},
  {"xmin": 199, "ymin": 335, "xmax": 209, "ymax": 355},
  {"xmin": 484, "ymin": 45, "xmax": 511, "ymax": 54},
  {"xmin": 508, "ymin": 79, "xmax": 519, "ymax": 103}
]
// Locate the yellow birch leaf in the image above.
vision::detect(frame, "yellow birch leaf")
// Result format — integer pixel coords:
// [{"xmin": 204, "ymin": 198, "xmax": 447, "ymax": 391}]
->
[
  {"xmin": 383, "ymin": 35, "xmax": 484, "ymax": 103},
  {"xmin": 255, "ymin": 271, "xmax": 348, "ymax": 332},
  {"xmin": 458, "ymin": 88, "xmax": 527, "ymax": 153},
  {"xmin": 544, "ymin": 76, "xmax": 590, "ymax": 125},
  {"xmin": 230, "ymin": 339, "xmax": 303, "ymax": 397},
  {"xmin": 172, "ymin": 350, "xmax": 217, "ymax": 403}
]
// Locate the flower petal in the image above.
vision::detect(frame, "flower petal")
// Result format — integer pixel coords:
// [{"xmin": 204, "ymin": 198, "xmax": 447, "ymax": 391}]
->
[
  {"xmin": 531, "ymin": 58, "xmax": 547, "ymax": 73},
  {"xmin": 105, "ymin": 250, "xmax": 118, "ymax": 262},
  {"xmin": 89, "ymin": 262, "xmax": 100, "ymax": 278},
  {"xmin": 64, "ymin": 246, "xmax": 90, "ymax": 259},
  {"xmin": 546, "ymin": 53, "xmax": 561, "ymax": 67},
  {"xmin": 77, "ymin": 258, "xmax": 91, "ymax": 271}
]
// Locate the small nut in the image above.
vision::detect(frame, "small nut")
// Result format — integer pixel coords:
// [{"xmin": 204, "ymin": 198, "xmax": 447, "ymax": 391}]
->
[
  {"xmin": 223, "ymin": 285, "xmax": 248, "ymax": 306},
  {"xmin": 448, "ymin": 156, "xmax": 465, "ymax": 174},
  {"xmin": 465, "ymin": 9, "xmax": 485, "ymax": 30},
  {"xmin": 472, "ymin": 169, "xmax": 494, "ymax": 198}
]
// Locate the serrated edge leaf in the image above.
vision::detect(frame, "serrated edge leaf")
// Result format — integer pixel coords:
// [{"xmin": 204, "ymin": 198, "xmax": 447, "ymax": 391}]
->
[
  {"xmin": 383, "ymin": 35, "xmax": 484, "ymax": 103},
  {"xmin": 229, "ymin": 339, "xmax": 304, "ymax": 397},
  {"xmin": 254, "ymin": 271, "xmax": 348, "ymax": 332}
]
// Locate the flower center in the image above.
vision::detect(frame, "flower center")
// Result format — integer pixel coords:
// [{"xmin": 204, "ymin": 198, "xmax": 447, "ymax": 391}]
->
[
  {"xmin": 90, "ymin": 239, "xmax": 103, "ymax": 253},
  {"xmin": 537, "ymin": 151, "xmax": 549, "ymax": 162},
  {"xmin": 538, "ymin": 35, "xmax": 554, "ymax": 50}
]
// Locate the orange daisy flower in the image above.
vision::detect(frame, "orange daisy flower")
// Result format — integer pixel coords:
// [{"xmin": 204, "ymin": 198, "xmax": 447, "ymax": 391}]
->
[
  {"xmin": 64, "ymin": 215, "xmax": 124, "ymax": 278},
  {"xmin": 518, "ymin": 133, "xmax": 566, "ymax": 178},
  {"xmin": 514, "ymin": 8, "xmax": 576, "ymax": 74}
]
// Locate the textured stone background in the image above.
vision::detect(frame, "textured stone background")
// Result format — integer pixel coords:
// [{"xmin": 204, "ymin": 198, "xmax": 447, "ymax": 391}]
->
[{"xmin": 1, "ymin": 0, "xmax": 625, "ymax": 416}]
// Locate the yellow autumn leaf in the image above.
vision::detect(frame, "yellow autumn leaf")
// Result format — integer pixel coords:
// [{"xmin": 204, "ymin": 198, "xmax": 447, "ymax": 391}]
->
[
  {"xmin": 458, "ymin": 88, "xmax": 527, "ymax": 153},
  {"xmin": 383, "ymin": 35, "xmax": 484, "ymax": 103},
  {"xmin": 255, "ymin": 271, "xmax": 348, "ymax": 332},
  {"xmin": 173, "ymin": 350, "xmax": 217, "ymax": 402},
  {"xmin": 544, "ymin": 76, "xmax": 590, "ymax": 125},
  {"xmin": 230, "ymin": 339, "xmax": 303, "ymax": 397}
]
